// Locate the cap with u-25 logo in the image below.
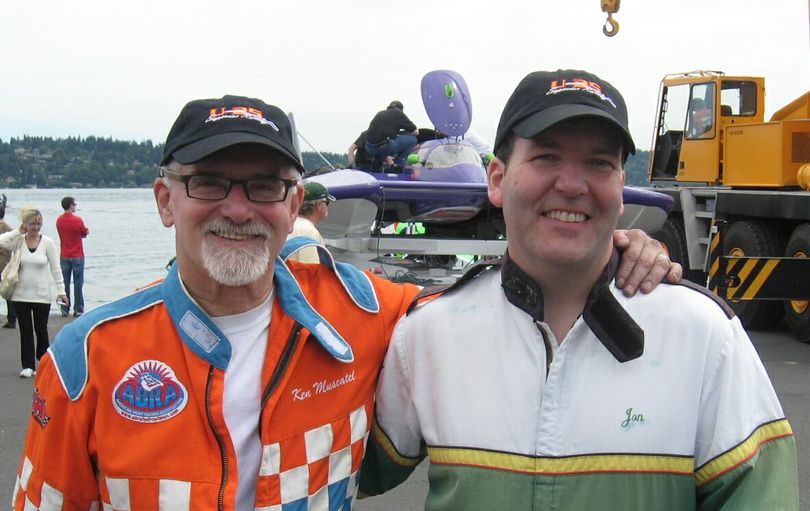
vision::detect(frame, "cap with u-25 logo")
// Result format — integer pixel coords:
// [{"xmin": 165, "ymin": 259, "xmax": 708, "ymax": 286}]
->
[
  {"xmin": 161, "ymin": 95, "xmax": 303, "ymax": 171},
  {"xmin": 494, "ymin": 69, "xmax": 635, "ymax": 156}
]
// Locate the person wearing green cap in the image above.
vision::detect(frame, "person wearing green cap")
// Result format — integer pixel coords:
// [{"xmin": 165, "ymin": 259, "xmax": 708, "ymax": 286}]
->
[{"xmin": 286, "ymin": 182, "xmax": 335, "ymax": 263}]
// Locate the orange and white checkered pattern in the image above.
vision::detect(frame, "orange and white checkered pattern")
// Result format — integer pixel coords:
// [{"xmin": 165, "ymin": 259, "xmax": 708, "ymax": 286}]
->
[
  {"xmin": 257, "ymin": 405, "xmax": 369, "ymax": 510},
  {"xmin": 14, "ymin": 456, "xmax": 200, "ymax": 510}
]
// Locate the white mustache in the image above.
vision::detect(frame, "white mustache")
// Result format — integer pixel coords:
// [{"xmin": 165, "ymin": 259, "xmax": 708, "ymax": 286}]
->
[{"xmin": 202, "ymin": 218, "xmax": 273, "ymax": 238}]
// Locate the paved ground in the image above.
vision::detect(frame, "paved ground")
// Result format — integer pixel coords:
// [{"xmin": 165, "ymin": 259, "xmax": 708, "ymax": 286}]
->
[
  {"xmin": 1, "ymin": 318, "xmax": 807, "ymax": 508},
  {"xmin": 1, "ymin": 314, "xmax": 73, "ymax": 504}
]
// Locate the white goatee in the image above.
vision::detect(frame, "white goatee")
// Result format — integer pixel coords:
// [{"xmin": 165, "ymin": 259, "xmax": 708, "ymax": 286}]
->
[{"xmin": 201, "ymin": 218, "xmax": 274, "ymax": 286}]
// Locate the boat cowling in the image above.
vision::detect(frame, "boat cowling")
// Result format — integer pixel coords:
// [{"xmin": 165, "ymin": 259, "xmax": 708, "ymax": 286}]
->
[{"xmin": 421, "ymin": 70, "xmax": 473, "ymax": 137}]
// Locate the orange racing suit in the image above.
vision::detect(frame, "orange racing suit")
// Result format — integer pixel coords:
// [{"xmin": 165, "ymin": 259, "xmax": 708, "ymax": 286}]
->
[{"xmin": 12, "ymin": 253, "xmax": 417, "ymax": 510}]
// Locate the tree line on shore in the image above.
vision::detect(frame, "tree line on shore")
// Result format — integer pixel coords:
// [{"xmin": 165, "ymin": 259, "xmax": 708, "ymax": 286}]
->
[{"xmin": 0, "ymin": 135, "xmax": 650, "ymax": 188}]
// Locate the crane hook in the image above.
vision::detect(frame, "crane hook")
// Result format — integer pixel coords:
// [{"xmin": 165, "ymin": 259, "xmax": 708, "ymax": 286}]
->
[
  {"xmin": 600, "ymin": 0, "xmax": 621, "ymax": 37},
  {"xmin": 603, "ymin": 13, "xmax": 619, "ymax": 36}
]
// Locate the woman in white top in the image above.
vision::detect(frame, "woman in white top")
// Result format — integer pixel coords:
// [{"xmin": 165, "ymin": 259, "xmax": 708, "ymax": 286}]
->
[{"xmin": 0, "ymin": 208, "xmax": 67, "ymax": 378}]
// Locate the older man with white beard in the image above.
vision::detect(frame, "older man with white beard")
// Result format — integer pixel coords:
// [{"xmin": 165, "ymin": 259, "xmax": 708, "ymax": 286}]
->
[
  {"xmin": 12, "ymin": 94, "xmax": 680, "ymax": 511},
  {"xmin": 10, "ymin": 95, "xmax": 423, "ymax": 511}
]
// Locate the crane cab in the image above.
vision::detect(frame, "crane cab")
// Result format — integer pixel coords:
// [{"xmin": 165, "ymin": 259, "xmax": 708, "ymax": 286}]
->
[{"xmin": 648, "ymin": 71, "xmax": 765, "ymax": 185}]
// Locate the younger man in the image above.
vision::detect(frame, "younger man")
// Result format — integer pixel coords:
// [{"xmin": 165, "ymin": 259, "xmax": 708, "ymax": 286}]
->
[{"xmin": 362, "ymin": 70, "xmax": 798, "ymax": 509}]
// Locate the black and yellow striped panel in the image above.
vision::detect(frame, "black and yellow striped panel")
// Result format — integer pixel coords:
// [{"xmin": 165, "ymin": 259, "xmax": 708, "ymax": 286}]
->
[
  {"xmin": 708, "ymin": 223, "xmax": 723, "ymax": 293},
  {"xmin": 714, "ymin": 257, "xmax": 810, "ymax": 300}
]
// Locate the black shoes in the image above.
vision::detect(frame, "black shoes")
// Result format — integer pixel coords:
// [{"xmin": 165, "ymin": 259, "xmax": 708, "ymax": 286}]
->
[{"xmin": 3, "ymin": 322, "xmax": 15, "ymax": 329}]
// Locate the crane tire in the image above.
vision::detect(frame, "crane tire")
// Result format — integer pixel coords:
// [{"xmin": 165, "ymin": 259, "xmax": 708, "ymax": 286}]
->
[
  {"xmin": 723, "ymin": 220, "xmax": 785, "ymax": 330},
  {"xmin": 652, "ymin": 218, "xmax": 687, "ymax": 264},
  {"xmin": 784, "ymin": 224, "xmax": 810, "ymax": 343},
  {"xmin": 650, "ymin": 217, "xmax": 704, "ymax": 282}
]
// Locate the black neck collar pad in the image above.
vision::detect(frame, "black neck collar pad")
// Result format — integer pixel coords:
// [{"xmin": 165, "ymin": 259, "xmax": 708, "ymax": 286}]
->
[{"xmin": 500, "ymin": 251, "xmax": 644, "ymax": 363}]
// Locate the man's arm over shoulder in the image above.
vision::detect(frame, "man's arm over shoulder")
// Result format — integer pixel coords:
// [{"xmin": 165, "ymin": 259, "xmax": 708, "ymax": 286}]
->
[
  {"xmin": 12, "ymin": 355, "xmax": 100, "ymax": 509},
  {"xmin": 694, "ymin": 317, "xmax": 798, "ymax": 510}
]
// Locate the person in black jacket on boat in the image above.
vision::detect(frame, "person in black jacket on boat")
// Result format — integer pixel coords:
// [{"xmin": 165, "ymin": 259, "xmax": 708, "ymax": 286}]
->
[{"xmin": 363, "ymin": 100, "xmax": 418, "ymax": 170}]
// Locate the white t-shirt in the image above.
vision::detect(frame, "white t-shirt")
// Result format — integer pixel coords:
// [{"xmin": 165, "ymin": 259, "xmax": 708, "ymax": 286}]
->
[{"xmin": 212, "ymin": 292, "xmax": 273, "ymax": 511}]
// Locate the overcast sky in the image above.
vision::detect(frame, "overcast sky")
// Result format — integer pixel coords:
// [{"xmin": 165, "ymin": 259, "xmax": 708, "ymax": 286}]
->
[{"xmin": 2, "ymin": 0, "xmax": 808, "ymax": 155}]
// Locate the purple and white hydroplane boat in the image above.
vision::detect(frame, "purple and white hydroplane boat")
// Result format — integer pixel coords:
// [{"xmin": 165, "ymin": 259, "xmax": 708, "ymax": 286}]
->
[{"xmin": 307, "ymin": 70, "xmax": 672, "ymax": 253}]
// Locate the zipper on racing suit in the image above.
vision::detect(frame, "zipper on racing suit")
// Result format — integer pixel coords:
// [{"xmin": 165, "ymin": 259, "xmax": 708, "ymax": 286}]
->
[
  {"xmin": 535, "ymin": 321, "xmax": 554, "ymax": 380},
  {"xmin": 206, "ymin": 324, "xmax": 304, "ymax": 510},
  {"xmin": 205, "ymin": 366, "xmax": 228, "ymax": 511},
  {"xmin": 259, "ymin": 324, "xmax": 304, "ymax": 436}
]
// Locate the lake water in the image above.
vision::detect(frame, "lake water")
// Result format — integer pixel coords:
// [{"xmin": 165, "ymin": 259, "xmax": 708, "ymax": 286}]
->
[{"xmin": 4, "ymin": 188, "xmax": 175, "ymax": 313}]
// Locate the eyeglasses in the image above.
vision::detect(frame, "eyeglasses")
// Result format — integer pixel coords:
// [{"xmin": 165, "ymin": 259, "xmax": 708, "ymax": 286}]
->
[{"xmin": 161, "ymin": 168, "xmax": 298, "ymax": 203}]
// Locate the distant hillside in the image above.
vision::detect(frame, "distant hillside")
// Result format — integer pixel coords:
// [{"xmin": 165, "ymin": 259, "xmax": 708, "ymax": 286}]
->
[
  {"xmin": 0, "ymin": 136, "xmax": 649, "ymax": 188},
  {"xmin": 0, "ymin": 136, "xmax": 162, "ymax": 188}
]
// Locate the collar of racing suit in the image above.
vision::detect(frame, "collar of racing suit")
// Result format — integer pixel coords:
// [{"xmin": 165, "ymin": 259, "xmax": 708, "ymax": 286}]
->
[{"xmin": 500, "ymin": 250, "xmax": 644, "ymax": 363}]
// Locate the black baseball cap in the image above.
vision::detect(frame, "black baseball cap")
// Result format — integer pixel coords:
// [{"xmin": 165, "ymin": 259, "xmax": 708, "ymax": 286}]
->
[
  {"xmin": 161, "ymin": 95, "xmax": 304, "ymax": 171},
  {"xmin": 493, "ymin": 69, "xmax": 635, "ymax": 156}
]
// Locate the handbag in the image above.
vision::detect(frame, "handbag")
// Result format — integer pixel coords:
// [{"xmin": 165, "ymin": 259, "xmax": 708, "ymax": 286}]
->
[{"xmin": 0, "ymin": 236, "xmax": 24, "ymax": 300}]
